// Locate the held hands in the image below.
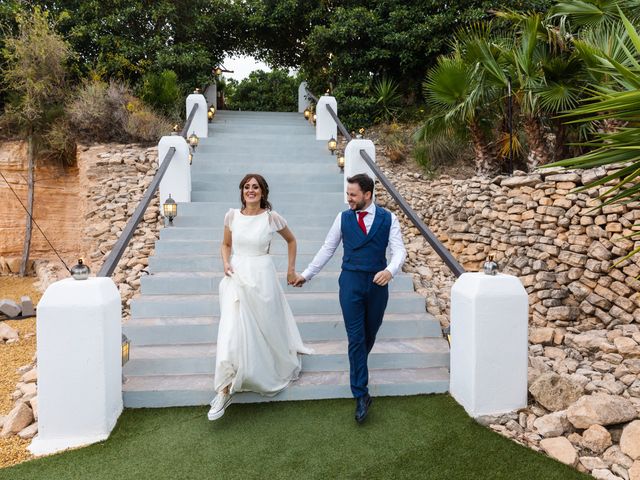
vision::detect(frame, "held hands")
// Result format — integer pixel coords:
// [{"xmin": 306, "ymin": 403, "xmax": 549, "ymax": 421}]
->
[
  {"xmin": 290, "ymin": 273, "xmax": 307, "ymax": 287},
  {"xmin": 373, "ymin": 269, "xmax": 392, "ymax": 286}
]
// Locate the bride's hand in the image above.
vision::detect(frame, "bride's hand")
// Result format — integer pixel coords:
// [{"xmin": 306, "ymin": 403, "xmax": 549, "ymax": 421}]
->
[
  {"xmin": 224, "ymin": 263, "xmax": 234, "ymax": 276},
  {"xmin": 287, "ymin": 271, "xmax": 297, "ymax": 285}
]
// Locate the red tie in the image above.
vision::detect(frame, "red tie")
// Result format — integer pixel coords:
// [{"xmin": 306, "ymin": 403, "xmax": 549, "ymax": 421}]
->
[{"xmin": 357, "ymin": 211, "xmax": 368, "ymax": 234}]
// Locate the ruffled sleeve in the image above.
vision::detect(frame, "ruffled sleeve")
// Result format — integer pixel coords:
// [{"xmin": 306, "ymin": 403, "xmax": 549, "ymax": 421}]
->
[
  {"xmin": 269, "ymin": 210, "xmax": 288, "ymax": 232},
  {"xmin": 223, "ymin": 208, "xmax": 235, "ymax": 231}
]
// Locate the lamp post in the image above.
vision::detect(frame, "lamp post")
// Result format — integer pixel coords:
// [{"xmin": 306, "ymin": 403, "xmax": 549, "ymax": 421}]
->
[
  {"xmin": 328, "ymin": 136, "xmax": 337, "ymax": 155},
  {"xmin": 163, "ymin": 194, "xmax": 177, "ymax": 225}
]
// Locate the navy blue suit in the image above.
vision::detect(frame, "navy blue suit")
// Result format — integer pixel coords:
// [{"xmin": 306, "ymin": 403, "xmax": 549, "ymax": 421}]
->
[{"xmin": 339, "ymin": 206, "xmax": 391, "ymax": 398}]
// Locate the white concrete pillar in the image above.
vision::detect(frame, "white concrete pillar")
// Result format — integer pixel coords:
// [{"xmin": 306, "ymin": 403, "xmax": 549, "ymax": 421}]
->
[
  {"xmin": 316, "ymin": 95, "xmax": 337, "ymax": 141},
  {"xmin": 159, "ymin": 135, "xmax": 191, "ymax": 208},
  {"xmin": 298, "ymin": 82, "xmax": 311, "ymax": 113},
  {"xmin": 344, "ymin": 138, "xmax": 376, "ymax": 204},
  {"xmin": 29, "ymin": 277, "xmax": 122, "ymax": 456},
  {"xmin": 450, "ymin": 272, "xmax": 528, "ymax": 418},
  {"xmin": 186, "ymin": 93, "xmax": 208, "ymax": 139},
  {"xmin": 204, "ymin": 84, "xmax": 217, "ymax": 108}
]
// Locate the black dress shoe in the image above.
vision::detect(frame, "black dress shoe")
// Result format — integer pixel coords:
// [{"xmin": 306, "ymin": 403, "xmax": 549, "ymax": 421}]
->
[{"xmin": 355, "ymin": 394, "xmax": 372, "ymax": 424}]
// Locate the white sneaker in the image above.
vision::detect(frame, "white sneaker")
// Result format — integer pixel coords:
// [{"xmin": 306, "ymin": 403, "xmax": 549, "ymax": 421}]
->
[{"xmin": 207, "ymin": 392, "xmax": 232, "ymax": 421}]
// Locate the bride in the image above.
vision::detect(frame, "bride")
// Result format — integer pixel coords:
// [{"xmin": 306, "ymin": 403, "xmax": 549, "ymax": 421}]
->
[{"xmin": 207, "ymin": 173, "xmax": 312, "ymax": 421}]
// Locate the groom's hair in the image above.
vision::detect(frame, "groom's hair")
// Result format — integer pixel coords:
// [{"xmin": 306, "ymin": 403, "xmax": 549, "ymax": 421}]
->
[{"xmin": 347, "ymin": 174, "xmax": 374, "ymax": 194}]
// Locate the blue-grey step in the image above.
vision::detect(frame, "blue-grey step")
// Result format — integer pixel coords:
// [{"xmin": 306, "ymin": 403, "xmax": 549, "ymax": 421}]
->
[
  {"xmin": 192, "ymin": 191, "xmax": 345, "ymax": 203},
  {"xmin": 171, "ymin": 213, "xmax": 339, "ymax": 228},
  {"xmin": 140, "ymin": 272, "xmax": 415, "ymax": 295},
  {"xmin": 124, "ymin": 312, "xmax": 442, "ymax": 346},
  {"xmin": 147, "ymin": 253, "xmax": 342, "ymax": 272},
  {"xmin": 190, "ymin": 173, "xmax": 342, "ymax": 184},
  {"xmin": 192, "ymin": 181, "xmax": 343, "ymax": 194},
  {"xmin": 123, "ymin": 338, "xmax": 449, "ymax": 376},
  {"xmin": 122, "ymin": 367, "xmax": 450, "ymax": 408},
  {"xmin": 130, "ymin": 292, "xmax": 426, "ymax": 318},
  {"xmin": 176, "ymin": 202, "xmax": 346, "ymax": 217},
  {"xmin": 154, "ymin": 239, "xmax": 329, "ymax": 255},
  {"xmin": 159, "ymin": 226, "xmax": 340, "ymax": 241}
]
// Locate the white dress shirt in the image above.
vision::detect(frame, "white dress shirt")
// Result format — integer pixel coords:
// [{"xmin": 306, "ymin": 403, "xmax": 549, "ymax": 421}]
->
[{"xmin": 301, "ymin": 203, "xmax": 407, "ymax": 281}]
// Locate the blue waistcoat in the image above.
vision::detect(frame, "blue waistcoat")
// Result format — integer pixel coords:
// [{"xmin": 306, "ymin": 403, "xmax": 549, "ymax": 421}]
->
[{"xmin": 341, "ymin": 206, "xmax": 391, "ymax": 273}]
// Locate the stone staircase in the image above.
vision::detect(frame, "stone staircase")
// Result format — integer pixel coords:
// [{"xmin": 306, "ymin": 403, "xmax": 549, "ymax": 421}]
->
[{"xmin": 123, "ymin": 110, "xmax": 449, "ymax": 407}]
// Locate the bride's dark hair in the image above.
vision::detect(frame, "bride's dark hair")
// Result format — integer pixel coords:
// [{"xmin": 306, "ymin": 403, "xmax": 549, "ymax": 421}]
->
[{"xmin": 239, "ymin": 173, "xmax": 272, "ymax": 211}]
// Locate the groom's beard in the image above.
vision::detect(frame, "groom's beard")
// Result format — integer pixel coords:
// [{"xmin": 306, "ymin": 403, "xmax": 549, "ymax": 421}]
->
[{"xmin": 349, "ymin": 199, "xmax": 366, "ymax": 211}]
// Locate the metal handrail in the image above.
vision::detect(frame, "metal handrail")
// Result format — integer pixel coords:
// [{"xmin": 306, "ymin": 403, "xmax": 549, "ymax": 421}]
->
[
  {"xmin": 181, "ymin": 103, "xmax": 199, "ymax": 138},
  {"xmin": 312, "ymin": 92, "xmax": 465, "ymax": 277},
  {"xmin": 97, "ymin": 102, "xmax": 200, "ymax": 277},
  {"xmin": 305, "ymin": 89, "xmax": 318, "ymax": 104},
  {"xmin": 97, "ymin": 147, "xmax": 176, "ymax": 277}
]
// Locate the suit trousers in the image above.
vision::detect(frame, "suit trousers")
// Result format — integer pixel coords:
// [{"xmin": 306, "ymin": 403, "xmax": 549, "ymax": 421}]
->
[{"xmin": 338, "ymin": 269, "xmax": 389, "ymax": 398}]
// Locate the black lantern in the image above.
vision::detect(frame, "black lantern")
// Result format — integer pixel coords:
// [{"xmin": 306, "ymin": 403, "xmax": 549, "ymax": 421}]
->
[
  {"xmin": 328, "ymin": 137, "xmax": 337, "ymax": 155},
  {"xmin": 303, "ymin": 108, "xmax": 311, "ymax": 120},
  {"xmin": 337, "ymin": 155, "xmax": 345, "ymax": 172},
  {"xmin": 163, "ymin": 194, "xmax": 177, "ymax": 224},
  {"xmin": 312, "ymin": 113, "xmax": 317, "ymax": 125},
  {"xmin": 122, "ymin": 334, "xmax": 130, "ymax": 366},
  {"xmin": 188, "ymin": 132, "xmax": 199, "ymax": 149}
]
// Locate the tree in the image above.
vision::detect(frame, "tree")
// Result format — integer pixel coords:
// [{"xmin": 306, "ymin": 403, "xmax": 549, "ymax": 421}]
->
[
  {"xmin": 226, "ymin": 70, "xmax": 298, "ymax": 112},
  {"xmin": 2, "ymin": 7, "xmax": 72, "ymax": 275}
]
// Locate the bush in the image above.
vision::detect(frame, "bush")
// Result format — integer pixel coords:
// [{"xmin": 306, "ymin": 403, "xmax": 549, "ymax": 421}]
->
[
  {"xmin": 140, "ymin": 70, "xmax": 181, "ymax": 118},
  {"xmin": 67, "ymin": 79, "xmax": 170, "ymax": 143},
  {"xmin": 226, "ymin": 70, "xmax": 297, "ymax": 112}
]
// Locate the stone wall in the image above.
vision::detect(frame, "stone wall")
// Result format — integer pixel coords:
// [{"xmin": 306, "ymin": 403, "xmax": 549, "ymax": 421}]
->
[{"xmin": 375, "ymin": 164, "xmax": 640, "ymax": 335}]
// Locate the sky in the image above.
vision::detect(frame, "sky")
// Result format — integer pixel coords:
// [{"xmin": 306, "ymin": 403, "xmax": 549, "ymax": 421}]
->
[{"xmin": 220, "ymin": 55, "xmax": 271, "ymax": 80}]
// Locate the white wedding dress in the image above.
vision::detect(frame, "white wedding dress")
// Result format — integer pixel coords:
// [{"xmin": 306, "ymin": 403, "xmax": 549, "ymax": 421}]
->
[{"xmin": 213, "ymin": 208, "xmax": 312, "ymax": 396}]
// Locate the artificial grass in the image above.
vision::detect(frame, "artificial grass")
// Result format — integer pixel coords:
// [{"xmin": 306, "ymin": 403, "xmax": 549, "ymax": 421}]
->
[{"xmin": 0, "ymin": 394, "xmax": 589, "ymax": 480}]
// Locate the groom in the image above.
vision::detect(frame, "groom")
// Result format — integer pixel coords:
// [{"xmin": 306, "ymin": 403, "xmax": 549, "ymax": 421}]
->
[{"xmin": 293, "ymin": 173, "xmax": 406, "ymax": 424}]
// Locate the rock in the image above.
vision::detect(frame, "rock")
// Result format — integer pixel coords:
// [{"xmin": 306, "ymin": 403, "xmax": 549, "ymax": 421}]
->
[
  {"xmin": 0, "ymin": 299, "xmax": 21, "ymax": 317},
  {"xmin": 530, "ymin": 327, "xmax": 555, "ymax": 345},
  {"xmin": 592, "ymin": 469, "xmax": 621, "ymax": 480},
  {"xmin": 529, "ymin": 373, "xmax": 584, "ymax": 411},
  {"xmin": 0, "ymin": 402, "xmax": 33, "ymax": 438},
  {"xmin": 629, "ymin": 461, "xmax": 640, "ymax": 480},
  {"xmin": 30, "ymin": 396, "xmax": 38, "ymax": 421},
  {"xmin": 615, "ymin": 337, "xmax": 640, "ymax": 356},
  {"xmin": 540, "ymin": 436, "xmax": 578, "ymax": 466},
  {"xmin": 580, "ymin": 456, "xmax": 608, "ymax": 471},
  {"xmin": 567, "ymin": 393, "xmax": 638, "ymax": 429},
  {"xmin": 621, "ymin": 421, "xmax": 640, "ymax": 460},
  {"xmin": 534, "ymin": 411, "xmax": 571, "ymax": 437},
  {"xmin": 582, "ymin": 424, "xmax": 613, "ymax": 454},
  {"xmin": 0, "ymin": 321, "xmax": 19, "ymax": 341},
  {"xmin": 21, "ymin": 368, "xmax": 37, "ymax": 384},
  {"xmin": 567, "ymin": 331, "xmax": 612, "ymax": 352},
  {"xmin": 501, "ymin": 175, "xmax": 542, "ymax": 187},
  {"xmin": 20, "ymin": 296, "xmax": 35, "ymax": 316},
  {"xmin": 17, "ymin": 422, "xmax": 38, "ymax": 439}
]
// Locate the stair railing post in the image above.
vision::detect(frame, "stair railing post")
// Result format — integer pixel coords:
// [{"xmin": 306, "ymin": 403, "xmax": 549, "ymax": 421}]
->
[
  {"xmin": 186, "ymin": 93, "xmax": 208, "ymax": 139},
  {"xmin": 298, "ymin": 81, "xmax": 311, "ymax": 113},
  {"xmin": 204, "ymin": 84, "xmax": 217, "ymax": 109},
  {"xmin": 315, "ymin": 94, "xmax": 337, "ymax": 141},
  {"xmin": 159, "ymin": 136, "xmax": 191, "ymax": 209},
  {"xmin": 344, "ymin": 138, "xmax": 376, "ymax": 203},
  {"xmin": 29, "ymin": 277, "xmax": 122, "ymax": 455},
  {"xmin": 450, "ymin": 271, "xmax": 528, "ymax": 417}
]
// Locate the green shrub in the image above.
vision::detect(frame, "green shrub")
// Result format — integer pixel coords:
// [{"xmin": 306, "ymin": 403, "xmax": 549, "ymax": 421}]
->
[{"xmin": 140, "ymin": 70, "xmax": 181, "ymax": 118}]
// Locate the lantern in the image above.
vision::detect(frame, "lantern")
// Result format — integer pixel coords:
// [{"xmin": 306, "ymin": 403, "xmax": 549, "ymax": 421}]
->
[
  {"xmin": 188, "ymin": 132, "xmax": 199, "ymax": 149},
  {"xmin": 70, "ymin": 259, "xmax": 90, "ymax": 280},
  {"xmin": 337, "ymin": 155, "xmax": 345, "ymax": 172},
  {"xmin": 163, "ymin": 194, "xmax": 177, "ymax": 224},
  {"xmin": 327, "ymin": 137, "xmax": 337, "ymax": 155}
]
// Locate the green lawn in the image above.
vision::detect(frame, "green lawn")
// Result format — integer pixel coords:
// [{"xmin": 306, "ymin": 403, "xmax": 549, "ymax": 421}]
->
[{"xmin": 0, "ymin": 395, "xmax": 588, "ymax": 480}]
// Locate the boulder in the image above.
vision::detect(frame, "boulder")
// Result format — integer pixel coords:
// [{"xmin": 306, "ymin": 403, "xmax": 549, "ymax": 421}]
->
[
  {"xmin": 579, "ymin": 456, "xmax": 608, "ymax": 471},
  {"xmin": 20, "ymin": 368, "xmax": 37, "ymax": 384},
  {"xmin": 30, "ymin": 396, "xmax": 38, "ymax": 422},
  {"xmin": 529, "ymin": 373, "xmax": 584, "ymax": 411},
  {"xmin": 0, "ymin": 321, "xmax": 19, "ymax": 341},
  {"xmin": 567, "ymin": 393, "xmax": 638, "ymax": 429},
  {"xmin": 0, "ymin": 402, "xmax": 33, "ymax": 438},
  {"xmin": 540, "ymin": 436, "xmax": 578, "ymax": 466},
  {"xmin": 604, "ymin": 446, "xmax": 634, "ymax": 469},
  {"xmin": 530, "ymin": 327, "xmax": 554, "ymax": 345},
  {"xmin": 0, "ymin": 299, "xmax": 21, "ymax": 317},
  {"xmin": 20, "ymin": 296, "xmax": 35, "ymax": 316},
  {"xmin": 566, "ymin": 331, "xmax": 612, "ymax": 352},
  {"xmin": 581, "ymin": 424, "xmax": 613, "ymax": 454},
  {"xmin": 533, "ymin": 411, "xmax": 571, "ymax": 437},
  {"xmin": 629, "ymin": 461, "xmax": 640, "ymax": 480},
  {"xmin": 17, "ymin": 422, "xmax": 38, "ymax": 439},
  {"xmin": 621, "ymin": 420, "xmax": 640, "ymax": 460},
  {"xmin": 592, "ymin": 469, "xmax": 621, "ymax": 480}
]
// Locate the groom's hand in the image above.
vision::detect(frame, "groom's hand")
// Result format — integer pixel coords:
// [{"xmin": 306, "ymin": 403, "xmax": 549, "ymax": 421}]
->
[
  {"xmin": 373, "ymin": 270, "xmax": 392, "ymax": 286},
  {"xmin": 291, "ymin": 274, "xmax": 306, "ymax": 287}
]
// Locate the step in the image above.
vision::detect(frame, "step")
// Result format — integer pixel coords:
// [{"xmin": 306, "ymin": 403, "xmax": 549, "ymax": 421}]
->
[
  {"xmin": 130, "ymin": 292, "xmax": 426, "ymax": 318},
  {"xmin": 159, "ymin": 226, "xmax": 341, "ymax": 241},
  {"xmin": 140, "ymin": 272, "xmax": 415, "ymax": 295},
  {"xmin": 191, "ymin": 181, "xmax": 343, "ymax": 194},
  {"xmin": 147, "ymin": 253, "xmax": 343, "ymax": 273},
  {"xmin": 175, "ymin": 203, "xmax": 347, "ymax": 217},
  {"xmin": 190, "ymin": 172, "xmax": 343, "ymax": 184},
  {"xmin": 122, "ymin": 367, "xmax": 450, "ymax": 407},
  {"xmin": 123, "ymin": 338, "xmax": 449, "ymax": 376},
  {"xmin": 191, "ymin": 191, "xmax": 346, "ymax": 203},
  {"xmin": 171, "ymin": 212, "xmax": 340, "ymax": 228},
  {"xmin": 154, "ymin": 239, "xmax": 329, "ymax": 255},
  {"xmin": 191, "ymin": 163, "xmax": 343, "ymax": 174},
  {"xmin": 124, "ymin": 312, "xmax": 442, "ymax": 345}
]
